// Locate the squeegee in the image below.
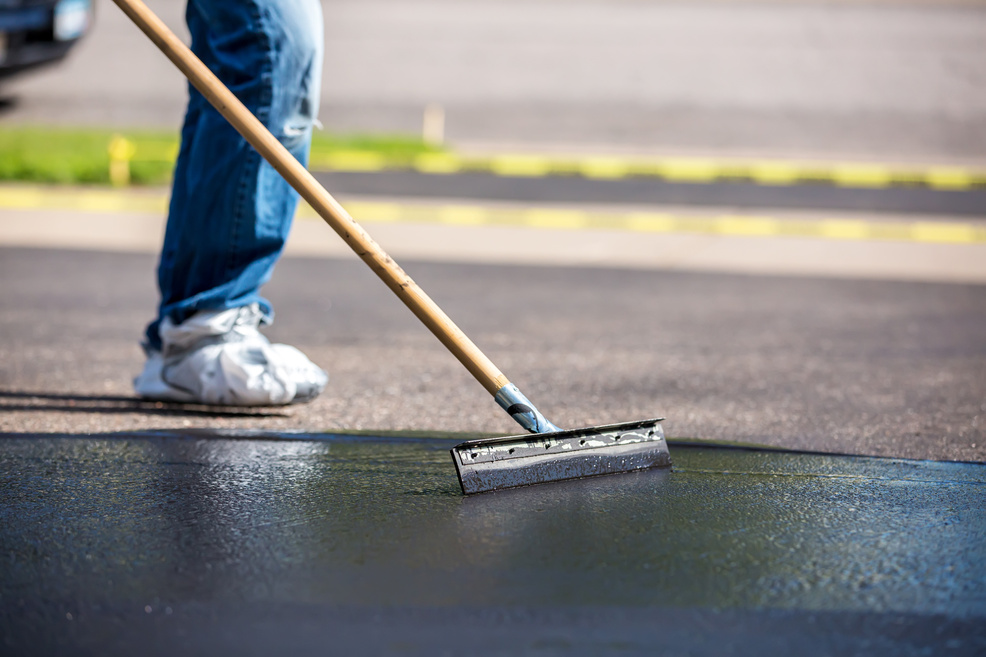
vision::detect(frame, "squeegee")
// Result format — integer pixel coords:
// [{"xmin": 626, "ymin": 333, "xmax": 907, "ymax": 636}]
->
[{"xmin": 111, "ymin": 0, "xmax": 671, "ymax": 494}]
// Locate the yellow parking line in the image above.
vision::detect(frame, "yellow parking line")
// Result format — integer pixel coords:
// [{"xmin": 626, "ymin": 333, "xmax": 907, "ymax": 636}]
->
[
  {"xmin": 817, "ymin": 219, "xmax": 873, "ymax": 241},
  {"xmin": 831, "ymin": 165, "xmax": 894, "ymax": 188},
  {"xmin": 624, "ymin": 213, "xmax": 678, "ymax": 233},
  {"xmin": 0, "ymin": 186, "xmax": 49, "ymax": 209},
  {"xmin": 488, "ymin": 155, "xmax": 554, "ymax": 177},
  {"xmin": 327, "ymin": 202, "xmax": 986, "ymax": 245},
  {"xmin": 438, "ymin": 205, "xmax": 489, "ymax": 226},
  {"xmin": 925, "ymin": 167, "xmax": 975, "ymax": 190},
  {"xmin": 910, "ymin": 222, "xmax": 979, "ymax": 243},
  {"xmin": 579, "ymin": 157, "xmax": 631, "ymax": 179},
  {"xmin": 306, "ymin": 151, "xmax": 986, "ymax": 191},
  {"xmin": 713, "ymin": 215, "xmax": 779, "ymax": 237},
  {"xmin": 309, "ymin": 151, "xmax": 389, "ymax": 172},
  {"xmin": 67, "ymin": 131, "xmax": 986, "ymax": 190},
  {"xmin": 524, "ymin": 208, "xmax": 588, "ymax": 230},
  {"xmin": 0, "ymin": 186, "xmax": 168, "ymax": 215},
  {"xmin": 2, "ymin": 185, "xmax": 984, "ymax": 245},
  {"xmin": 413, "ymin": 153, "xmax": 463, "ymax": 175}
]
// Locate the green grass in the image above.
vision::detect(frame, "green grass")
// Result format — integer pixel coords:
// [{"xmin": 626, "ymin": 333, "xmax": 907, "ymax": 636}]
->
[
  {"xmin": 0, "ymin": 127, "xmax": 175, "ymax": 185},
  {"xmin": 310, "ymin": 131, "xmax": 443, "ymax": 159},
  {"xmin": 0, "ymin": 125, "xmax": 443, "ymax": 186}
]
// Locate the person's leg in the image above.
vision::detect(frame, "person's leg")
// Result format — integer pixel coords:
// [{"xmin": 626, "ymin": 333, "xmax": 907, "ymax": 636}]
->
[
  {"xmin": 136, "ymin": 0, "xmax": 326, "ymax": 405},
  {"xmin": 148, "ymin": 0, "xmax": 323, "ymax": 346}
]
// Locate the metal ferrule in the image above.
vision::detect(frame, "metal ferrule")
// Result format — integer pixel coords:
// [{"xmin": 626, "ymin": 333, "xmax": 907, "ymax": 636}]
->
[{"xmin": 494, "ymin": 383, "xmax": 562, "ymax": 434}]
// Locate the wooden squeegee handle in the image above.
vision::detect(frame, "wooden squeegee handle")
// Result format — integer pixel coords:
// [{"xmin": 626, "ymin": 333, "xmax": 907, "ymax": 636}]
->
[{"xmin": 111, "ymin": 0, "xmax": 510, "ymax": 396}]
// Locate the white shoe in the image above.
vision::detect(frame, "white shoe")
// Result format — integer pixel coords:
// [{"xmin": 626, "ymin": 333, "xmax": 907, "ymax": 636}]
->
[{"xmin": 134, "ymin": 304, "xmax": 327, "ymax": 406}]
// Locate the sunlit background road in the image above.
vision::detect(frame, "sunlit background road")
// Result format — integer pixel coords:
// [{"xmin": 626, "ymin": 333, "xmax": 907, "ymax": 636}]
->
[{"xmin": 4, "ymin": 0, "xmax": 986, "ymax": 161}]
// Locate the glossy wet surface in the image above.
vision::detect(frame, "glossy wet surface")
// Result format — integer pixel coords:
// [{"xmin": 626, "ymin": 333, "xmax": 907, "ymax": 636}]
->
[{"xmin": 2, "ymin": 432, "xmax": 984, "ymax": 656}]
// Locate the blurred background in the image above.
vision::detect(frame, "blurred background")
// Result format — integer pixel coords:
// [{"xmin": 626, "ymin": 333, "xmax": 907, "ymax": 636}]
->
[{"xmin": 2, "ymin": 0, "xmax": 985, "ymax": 162}]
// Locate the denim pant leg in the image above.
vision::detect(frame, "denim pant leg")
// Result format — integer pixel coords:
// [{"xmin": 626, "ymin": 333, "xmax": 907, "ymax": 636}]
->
[{"xmin": 145, "ymin": 0, "xmax": 323, "ymax": 351}]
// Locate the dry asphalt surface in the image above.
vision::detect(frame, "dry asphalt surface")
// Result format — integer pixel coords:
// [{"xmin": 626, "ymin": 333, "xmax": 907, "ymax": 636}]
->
[{"xmin": 1, "ymin": 241, "xmax": 983, "ymax": 462}]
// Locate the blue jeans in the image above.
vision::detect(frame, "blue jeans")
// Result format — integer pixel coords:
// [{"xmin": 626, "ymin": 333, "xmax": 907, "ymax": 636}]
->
[{"xmin": 145, "ymin": 0, "xmax": 323, "ymax": 351}]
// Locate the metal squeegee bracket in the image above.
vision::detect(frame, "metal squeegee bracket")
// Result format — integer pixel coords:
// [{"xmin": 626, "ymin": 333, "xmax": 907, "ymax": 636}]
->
[{"xmin": 451, "ymin": 418, "xmax": 669, "ymax": 494}]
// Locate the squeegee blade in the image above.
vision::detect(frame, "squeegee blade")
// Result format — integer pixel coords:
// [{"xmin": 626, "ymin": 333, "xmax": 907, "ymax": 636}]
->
[{"xmin": 451, "ymin": 418, "xmax": 669, "ymax": 495}]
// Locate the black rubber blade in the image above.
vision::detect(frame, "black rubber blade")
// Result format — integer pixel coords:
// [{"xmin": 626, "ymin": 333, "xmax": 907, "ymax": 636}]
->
[{"xmin": 451, "ymin": 418, "xmax": 669, "ymax": 495}]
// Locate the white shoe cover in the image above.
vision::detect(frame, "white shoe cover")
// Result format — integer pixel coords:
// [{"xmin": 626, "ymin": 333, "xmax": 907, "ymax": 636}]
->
[{"xmin": 134, "ymin": 304, "xmax": 328, "ymax": 406}]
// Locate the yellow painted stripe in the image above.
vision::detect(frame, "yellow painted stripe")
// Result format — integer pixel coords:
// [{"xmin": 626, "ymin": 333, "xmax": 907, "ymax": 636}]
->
[
  {"xmin": 0, "ymin": 186, "xmax": 48, "ymax": 209},
  {"xmin": 817, "ymin": 219, "xmax": 872, "ymax": 241},
  {"xmin": 309, "ymin": 152, "xmax": 986, "ymax": 190},
  {"xmin": 488, "ymin": 155, "xmax": 553, "ymax": 177},
  {"xmin": 653, "ymin": 159, "xmax": 722, "ymax": 182},
  {"xmin": 624, "ymin": 212, "xmax": 678, "ymax": 233},
  {"xmin": 910, "ymin": 221, "xmax": 979, "ymax": 243},
  {"xmin": 715, "ymin": 215, "xmax": 780, "ymax": 237},
  {"xmin": 71, "ymin": 133, "xmax": 986, "ymax": 190},
  {"xmin": 748, "ymin": 162, "xmax": 802, "ymax": 185},
  {"xmin": 413, "ymin": 153, "xmax": 463, "ymax": 174},
  {"xmin": 447, "ymin": 206, "xmax": 489, "ymax": 226},
  {"xmin": 2, "ymin": 185, "xmax": 984, "ymax": 245},
  {"xmin": 308, "ymin": 151, "xmax": 389, "ymax": 172},
  {"xmin": 831, "ymin": 165, "xmax": 893, "ymax": 188},
  {"xmin": 332, "ymin": 201, "xmax": 986, "ymax": 245},
  {"xmin": 526, "ymin": 208, "xmax": 588, "ymax": 230},
  {"xmin": 0, "ymin": 186, "xmax": 168, "ymax": 215},
  {"xmin": 346, "ymin": 200, "xmax": 403, "ymax": 223},
  {"xmin": 579, "ymin": 157, "xmax": 631, "ymax": 179},
  {"xmin": 70, "ymin": 139, "xmax": 986, "ymax": 190},
  {"xmin": 925, "ymin": 167, "xmax": 974, "ymax": 190}
]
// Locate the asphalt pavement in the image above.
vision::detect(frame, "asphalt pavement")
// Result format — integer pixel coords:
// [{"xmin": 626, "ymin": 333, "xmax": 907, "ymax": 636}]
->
[
  {"xmin": 2, "ymin": 0, "xmax": 985, "ymax": 652},
  {"xmin": 2, "ymin": 434, "xmax": 984, "ymax": 656},
  {"xmin": 1, "ymin": 242, "xmax": 984, "ymax": 462},
  {"xmin": 316, "ymin": 170, "xmax": 986, "ymax": 217}
]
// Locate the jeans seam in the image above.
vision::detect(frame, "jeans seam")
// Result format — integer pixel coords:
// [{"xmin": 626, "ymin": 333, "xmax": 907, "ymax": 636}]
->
[{"xmin": 226, "ymin": 0, "xmax": 275, "ymax": 289}]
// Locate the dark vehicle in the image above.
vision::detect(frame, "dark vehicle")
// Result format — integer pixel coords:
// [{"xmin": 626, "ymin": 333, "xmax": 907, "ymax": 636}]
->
[{"xmin": 0, "ymin": 0, "xmax": 91, "ymax": 79}]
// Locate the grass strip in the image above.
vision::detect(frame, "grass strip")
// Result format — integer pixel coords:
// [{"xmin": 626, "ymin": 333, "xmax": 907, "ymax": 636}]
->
[{"xmin": 0, "ymin": 125, "xmax": 442, "ymax": 186}]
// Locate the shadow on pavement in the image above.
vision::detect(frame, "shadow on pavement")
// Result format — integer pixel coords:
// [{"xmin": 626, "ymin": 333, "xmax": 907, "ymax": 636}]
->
[{"xmin": 0, "ymin": 389, "xmax": 289, "ymax": 419}]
